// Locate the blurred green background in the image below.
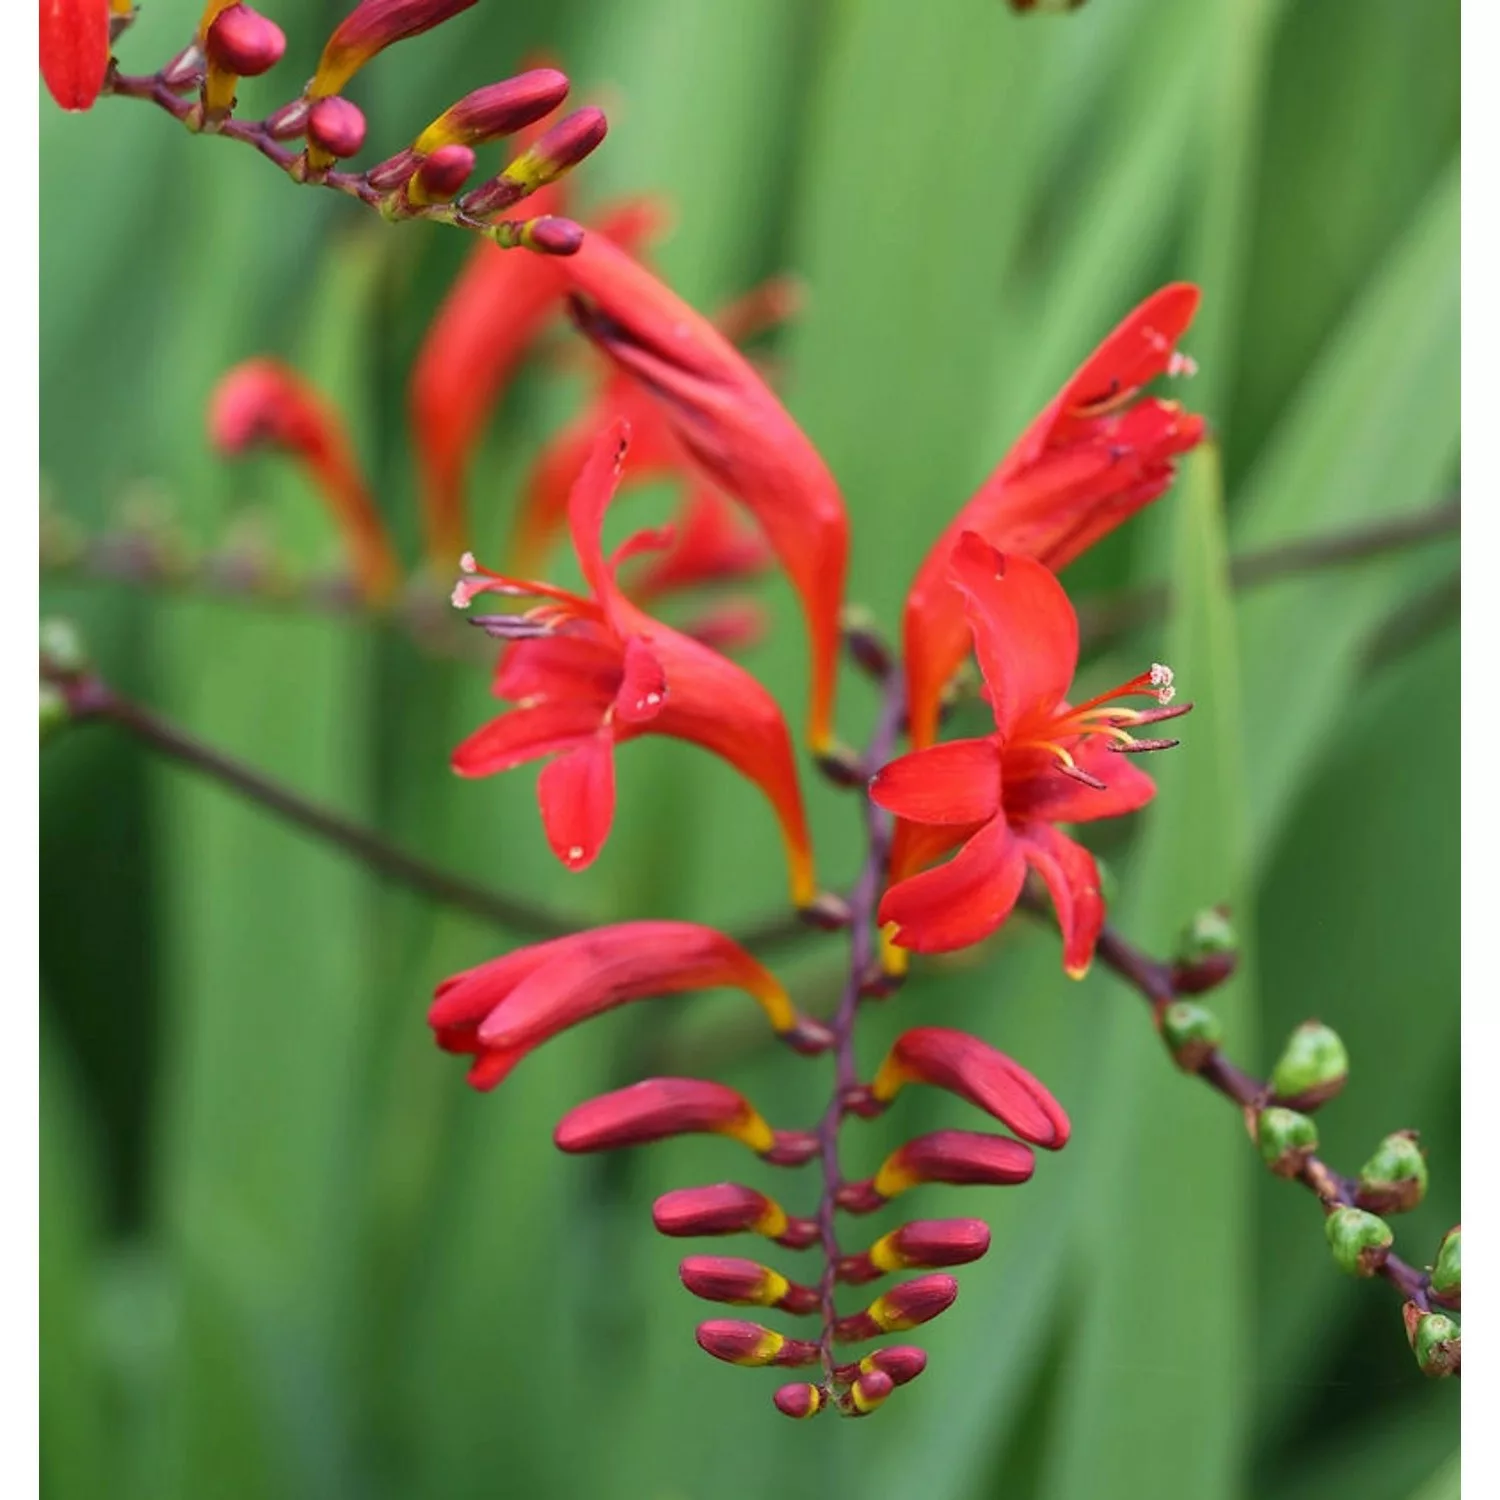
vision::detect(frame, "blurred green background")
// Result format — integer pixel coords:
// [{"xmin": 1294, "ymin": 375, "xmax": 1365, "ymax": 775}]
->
[{"xmin": 40, "ymin": 1, "xmax": 1459, "ymax": 1497}]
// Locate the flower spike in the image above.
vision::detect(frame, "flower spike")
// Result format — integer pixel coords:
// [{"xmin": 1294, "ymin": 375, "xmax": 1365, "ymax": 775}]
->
[
  {"xmin": 557, "ymin": 234, "xmax": 849, "ymax": 752},
  {"xmin": 207, "ymin": 358, "xmax": 399, "ymax": 603},
  {"xmin": 430, "ymin": 921, "xmax": 831, "ymax": 1090},
  {"xmin": 904, "ymin": 284, "xmax": 1205, "ymax": 747}
]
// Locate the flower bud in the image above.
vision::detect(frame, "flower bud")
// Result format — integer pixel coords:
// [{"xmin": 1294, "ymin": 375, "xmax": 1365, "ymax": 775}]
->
[
  {"xmin": 41, "ymin": 0, "xmax": 111, "ymax": 111},
  {"xmin": 653, "ymin": 1184, "xmax": 818, "ymax": 1247},
  {"xmin": 867, "ymin": 1028, "xmax": 1070, "ymax": 1148},
  {"xmin": 859, "ymin": 1346, "xmax": 927, "ymax": 1387},
  {"xmin": 306, "ymin": 96, "xmax": 367, "ymax": 164},
  {"xmin": 847, "ymin": 1369, "xmax": 895, "ymax": 1415},
  {"xmin": 845, "ymin": 1130, "xmax": 1035, "ymax": 1211},
  {"xmin": 1170, "ymin": 907, "xmax": 1239, "ymax": 993},
  {"xmin": 1354, "ymin": 1130, "xmax": 1428, "ymax": 1215},
  {"xmin": 840, "ymin": 1219, "xmax": 990, "ymax": 1283},
  {"xmin": 773, "ymin": 1383, "xmax": 825, "ymax": 1419},
  {"xmin": 679, "ymin": 1256, "xmax": 819, "ymax": 1314},
  {"xmin": 1403, "ymin": 1304, "xmax": 1461, "ymax": 1378},
  {"xmin": 1429, "ymin": 1224, "xmax": 1460, "ymax": 1310},
  {"xmin": 39, "ymin": 618, "xmax": 90, "ymax": 678},
  {"xmin": 414, "ymin": 69, "xmax": 571, "ymax": 152},
  {"xmin": 1159, "ymin": 999, "xmax": 1222, "ymax": 1071},
  {"xmin": 309, "ymin": 0, "xmax": 478, "ymax": 98},
  {"xmin": 834, "ymin": 1275, "xmax": 958, "ymax": 1343},
  {"xmin": 1255, "ymin": 1107, "xmax": 1318, "ymax": 1179},
  {"xmin": 487, "ymin": 215, "xmax": 586, "ymax": 256},
  {"xmin": 405, "ymin": 144, "xmax": 475, "ymax": 206},
  {"xmin": 1325, "ymin": 1206, "xmax": 1393, "ymax": 1277},
  {"xmin": 842, "ymin": 605, "xmax": 894, "ymax": 680},
  {"xmin": 460, "ymin": 108, "xmax": 608, "ymax": 217},
  {"xmin": 204, "ymin": 5, "xmax": 285, "ymax": 76},
  {"xmin": 695, "ymin": 1319, "xmax": 819, "ymax": 1368},
  {"xmin": 1271, "ymin": 1021, "xmax": 1349, "ymax": 1111}
]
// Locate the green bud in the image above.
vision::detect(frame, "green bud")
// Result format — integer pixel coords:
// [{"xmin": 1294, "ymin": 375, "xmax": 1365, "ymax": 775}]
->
[
  {"xmin": 1176, "ymin": 906, "xmax": 1237, "ymax": 963},
  {"xmin": 1271, "ymin": 1021, "xmax": 1349, "ymax": 1111},
  {"xmin": 39, "ymin": 617, "xmax": 90, "ymax": 678},
  {"xmin": 1429, "ymin": 1225, "xmax": 1460, "ymax": 1310},
  {"xmin": 39, "ymin": 682, "xmax": 71, "ymax": 744},
  {"xmin": 1325, "ymin": 1206, "xmax": 1393, "ymax": 1277},
  {"xmin": 1159, "ymin": 1000, "xmax": 1221, "ymax": 1072},
  {"xmin": 1256, "ymin": 1107, "xmax": 1318, "ymax": 1179},
  {"xmin": 1354, "ymin": 1130, "xmax": 1428, "ymax": 1215},
  {"xmin": 1407, "ymin": 1307, "xmax": 1461, "ymax": 1378}
]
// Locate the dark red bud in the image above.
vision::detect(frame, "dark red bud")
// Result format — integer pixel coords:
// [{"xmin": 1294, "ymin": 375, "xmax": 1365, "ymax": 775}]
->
[
  {"xmin": 204, "ymin": 5, "xmax": 286, "ymax": 76},
  {"xmin": 772, "ymin": 1383, "xmax": 825, "ymax": 1419},
  {"xmin": 679, "ymin": 1256, "xmax": 819, "ymax": 1314},
  {"xmin": 652, "ymin": 1183, "xmax": 816, "ymax": 1246},
  {"xmin": 694, "ymin": 1320, "xmax": 819, "ymax": 1368},
  {"xmin": 408, "ymin": 144, "xmax": 475, "ymax": 204},
  {"xmin": 306, "ymin": 95, "xmax": 367, "ymax": 160}
]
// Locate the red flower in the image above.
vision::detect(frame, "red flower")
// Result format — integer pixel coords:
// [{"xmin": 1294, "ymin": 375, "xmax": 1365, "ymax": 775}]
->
[
  {"xmin": 208, "ymin": 358, "xmax": 399, "ymax": 603},
  {"xmin": 429, "ymin": 920, "xmax": 829, "ymax": 1090},
  {"xmin": 560, "ymin": 234, "xmax": 849, "ymax": 753},
  {"xmin": 873, "ymin": 533, "xmax": 1185, "ymax": 975},
  {"xmin": 40, "ymin": 0, "xmax": 111, "ymax": 112},
  {"xmin": 903, "ymin": 284, "xmax": 1204, "ymax": 748},
  {"xmin": 451, "ymin": 420, "xmax": 818, "ymax": 907}
]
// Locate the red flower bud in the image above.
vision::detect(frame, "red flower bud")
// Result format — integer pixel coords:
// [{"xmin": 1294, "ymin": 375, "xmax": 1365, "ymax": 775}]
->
[
  {"xmin": 839, "ymin": 1129, "xmax": 1036, "ymax": 1211},
  {"xmin": 855, "ymin": 1346, "xmax": 928, "ymax": 1387},
  {"xmin": 488, "ymin": 214, "xmax": 585, "ymax": 257},
  {"xmin": 310, "ymin": 0, "xmax": 478, "ymax": 98},
  {"xmin": 695, "ymin": 1319, "xmax": 819, "ymax": 1368},
  {"xmin": 834, "ymin": 1274, "xmax": 958, "ymax": 1343},
  {"xmin": 679, "ymin": 1257, "xmax": 820, "ymax": 1314},
  {"xmin": 772, "ymin": 1383, "xmax": 825, "ymax": 1419},
  {"xmin": 847, "ymin": 1369, "xmax": 895, "ymax": 1415},
  {"xmin": 554, "ymin": 1077, "xmax": 817, "ymax": 1161},
  {"xmin": 306, "ymin": 95, "xmax": 367, "ymax": 163},
  {"xmin": 652, "ymin": 1184, "xmax": 817, "ymax": 1247},
  {"xmin": 405, "ymin": 143, "xmax": 475, "ymax": 205},
  {"xmin": 40, "ymin": 0, "xmax": 111, "ymax": 112},
  {"xmin": 868, "ymin": 1027, "xmax": 1071, "ymax": 1148},
  {"xmin": 839, "ymin": 1219, "xmax": 991, "ymax": 1282},
  {"xmin": 460, "ymin": 107, "xmax": 608, "ymax": 218},
  {"xmin": 414, "ymin": 69, "xmax": 571, "ymax": 153},
  {"xmin": 204, "ymin": 5, "xmax": 285, "ymax": 76}
]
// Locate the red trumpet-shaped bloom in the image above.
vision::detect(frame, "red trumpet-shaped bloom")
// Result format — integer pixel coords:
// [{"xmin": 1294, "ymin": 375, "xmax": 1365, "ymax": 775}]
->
[
  {"xmin": 40, "ymin": 0, "xmax": 111, "ymax": 112},
  {"xmin": 429, "ymin": 920, "xmax": 827, "ymax": 1090},
  {"xmin": 904, "ymin": 284, "xmax": 1204, "ymax": 748},
  {"xmin": 875, "ymin": 534, "xmax": 1182, "ymax": 974},
  {"xmin": 451, "ymin": 421, "xmax": 817, "ymax": 906},
  {"xmin": 558, "ymin": 233, "xmax": 849, "ymax": 753}
]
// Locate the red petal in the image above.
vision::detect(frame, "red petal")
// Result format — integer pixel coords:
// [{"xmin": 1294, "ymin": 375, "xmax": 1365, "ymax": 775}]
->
[
  {"xmin": 878, "ymin": 816, "xmax": 1027, "ymax": 954},
  {"xmin": 612, "ymin": 637, "xmax": 667, "ymax": 724},
  {"xmin": 869, "ymin": 738, "xmax": 1002, "ymax": 826},
  {"xmin": 451, "ymin": 699, "xmax": 601, "ymax": 777},
  {"xmin": 40, "ymin": 0, "xmax": 110, "ymax": 112},
  {"xmin": 565, "ymin": 420, "xmax": 635, "ymax": 625},
  {"xmin": 948, "ymin": 535, "xmax": 1078, "ymax": 740},
  {"xmin": 537, "ymin": 731, "xmax": 616, "ymax": 869},
  {"xmin": 1002, "ymin": 732, "xmax": 1156, "ymax": 825},
  {"xmin": 1015, "ymin": 822, "xmax": 1105, "ymax": 979},
  {"xmin": 492, "ymin": 630, "xmax": 622, "ymax": 705}
]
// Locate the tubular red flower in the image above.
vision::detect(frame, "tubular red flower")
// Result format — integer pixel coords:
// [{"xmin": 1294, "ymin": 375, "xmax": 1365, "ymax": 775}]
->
[
  {"xmin": 903, "ymin": 284, "xmax": 1204, "ymax": 747},
  {"xmin": 409, "ymin": 194, "xmax": 663, "ymax": 562},
  {"xmin": 868, "ymin": 1027, "xmax": 1071, "ymax": 1147},
  {"xmin": 413, "ymin": 69, "xmax": 571, "ymax": 153},
  {"xmin": 558, "ymin": 234, "xmax": 849, "ymax": 752},
  {"xmin": 452, "ymin": 421, "xmax": 818, "ymax": 907},
  {"xmin": 429, "ymin": 921, "xmax": 827, "ymax": 1090},
  {"xmin": 207, "ymin": 358, "xmax": 399, "ymax": 603},
  {"xmin": 40, "ymin": 0, "xmax": 111, "ymax": 112},
  {"xmin": 875, "ymin": 535, "xmax": 1176, "ymax": 973},
  {"xmin": 308, "ymin": 0, "xmax": 478, "ymax": 99}
]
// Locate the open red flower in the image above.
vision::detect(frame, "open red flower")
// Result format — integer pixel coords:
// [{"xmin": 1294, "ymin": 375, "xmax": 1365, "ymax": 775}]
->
[
  {"xmin": 873, "ymin": 533, "xmax": 1186, "ymax": 975},
  {"xmin": 560, "ymin": 235, "xmax": 848, "ymax": 753},
  {"xmin": 903, "ymin": 284, "xmax": 1204, "ymax": 747},
  {"xmin": 451, "ymin": 420, "xmax": 817, "ymax": 907}
]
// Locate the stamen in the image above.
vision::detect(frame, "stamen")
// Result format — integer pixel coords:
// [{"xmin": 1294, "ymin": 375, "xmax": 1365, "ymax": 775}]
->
[
  {"xmin": 1057, "ymin": 760, "xmax": 1108, "ymax": 791},
  {"xmin": 1150, "ymin": 663, "xmax": 1175, "ymax": 704},
  {"xmin": 459, "ymin": 551, "xmax": 477, "ymax": 574},
  {"xmin": 1167, "ymin": 351, "xmax": 1198, "ymax": 379},
  {"xmin": 468, "ymin": 614, "xmax": 556, "ymax": 640},
  {"xmin": 1108, "ymin": 737, "xmax": 1180, "ymax": 755}
]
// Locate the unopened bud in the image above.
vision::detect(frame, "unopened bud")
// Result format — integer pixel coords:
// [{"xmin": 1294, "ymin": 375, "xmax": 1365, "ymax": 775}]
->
[
  {"xmin": 860, "ymin": 1345, "xmax": 927, "ymax": 1387},
  {"xmin": 1355, "ymin": 1130, "xmax": 1428, "ymax": 1215},
  {"xmin": 1403, "ymin": 1304, "xmax": 1461, "ymax": 1378},
  {"xmin": 1271, "ymin": 1021, "xmax": 1349, "ymax": 1111},
  {"xmin": 679, "ymin": 1256, "xmax": 819, "ymax": 1314},
  {"xmin": 309, "ymin": 0, "xmax": 479, "ymax": 98},
  {"xmin": 414, "ymin": 69, "xmax": 571, "ymax": 152},
  {"xmin": 406, "ymin": 144, "xmax": 475, "ymax": 206},
  {"xmin": 1158, "ymin": 999, "xmax": 1222, "ymax": 1071},
  {"xmin": 1256, "ymin": 1107, "xmax": 1318, "ymax": 1179},
  {"xmin": 487, "ymin": 215, "xmax": 585, "ymax": 256},
  {"xmin": 306, "ymin": 96, "xmax": 367, "ymax": 163},
  {"xmin": 799, "ymin": 891, "xmax": 852, "ymax": 931},
  {"xmin": 773, "ymin": 1383, "xmax": 825, "ymax": 1419},
  {"xmin": 847, "ymin": 1369, "xmax": 894, "ymax": 1415},
  {"xmin": 841, "ymin": 605, "xmax": 894, "ymax": 679},
  {"xmin": 555, "ymin": 1077, "xmax": 776, "ymax": 1155},
  {"xmin": 851, "ymin": 1219, "xmax": 990, "ymax": 1280},
  {"xmin": 652, "ymin": 1183, "xmax": 816, "ymax": 1246},
  {"xmin": 1171, "ymin": 907, "xmax": 1238, "ymax": 993},
  {"xmin": 1325, "ymin": 1206, "xmax": 1393, "ymax": 1277},
  {"xmin": 464, "ymin": 107, "xmax": 607, "ymax": 217},
  {"xmin": 1429, "ymin": 1225, "xmax": 1460, "ymax": 1310},
  {"xmin": 204, "ymin": 5, "xmax": 285, "ymax": 76},
  {"xmin": 39, "ymin": 618, "xmax": 90, "ymax": 677},
  {"xmin": 695, "ymin": 1319, "xmax": 819, "ymax": 1368},
  {"xmin": 834, "ymin": 1275, "xmax": 958, "ymax": 1342},
  {"xmin": 849, "ymin": 1129, "xmax": 1035, "ymax": 1210},
  {"xmin": 815, "ymin": 742, "xmax": 865, "ymax": 789}
]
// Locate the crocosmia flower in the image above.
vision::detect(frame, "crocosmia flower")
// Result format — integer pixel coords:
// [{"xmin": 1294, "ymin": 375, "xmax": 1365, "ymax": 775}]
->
[
  {"xmin": 307, "ymin": 0, "xmax": 477, "ymax": 99},
  {"xmin": 451, "ymin": 420, "xmax": 818, "ymax": 908},
  {"xmin": 40, "ymin": 0, "xmax": 111, "ymax": 112},
  {"xmin": 873, "ymin": 532, "xmax": 1187, "ymax": 974},
  {"xmin": 560, "ymin": 234, "xmax": 849, "ymax": 754},
  {"xmin": 903, "ymin": 284, "xmax": 1204, "ymax": 747}
]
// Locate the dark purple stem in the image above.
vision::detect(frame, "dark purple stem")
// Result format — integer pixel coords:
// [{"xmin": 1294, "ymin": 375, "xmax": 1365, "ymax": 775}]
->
[
  {"xmin": 812, "ymin": 672, "xmax": 908, "ymax": 1387},
  {"xmin": 1089, "ymin": 918, "xmax": 1435, "ymax": 1312}
]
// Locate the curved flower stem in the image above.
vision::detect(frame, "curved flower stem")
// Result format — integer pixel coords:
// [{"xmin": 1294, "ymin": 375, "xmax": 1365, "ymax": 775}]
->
[
  {"xmin": 1083, "ymin": 913, "xmax": 1437, "ymax": 1312},
  {"xmin": 811, "ymin": 670, "xmax": 907, "ymax": 1389}
]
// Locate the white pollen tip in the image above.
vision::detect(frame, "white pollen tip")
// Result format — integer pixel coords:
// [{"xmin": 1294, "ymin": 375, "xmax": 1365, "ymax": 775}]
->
[
  {"xmin": 459, "ymin": 550, "xmax": 478, "ymax": 574},
  {"xmin": 567, "ymin": 845, "xmax": 584, "ymax": 861},
  {"xmin": 450, "ymin": 582, "xmax": 473, "ymax": 609},
  {"xmin": 1150, "ymin": 661, "xmax": 1176, "ymax": 703},
  {"xmin": 1168, "ymin": 351, "xmax": 1198, "ymax": 379}
]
